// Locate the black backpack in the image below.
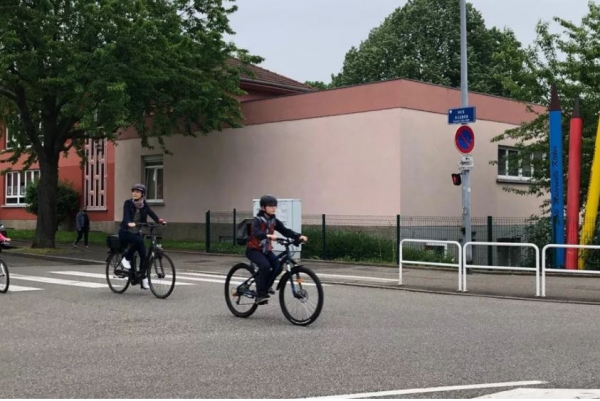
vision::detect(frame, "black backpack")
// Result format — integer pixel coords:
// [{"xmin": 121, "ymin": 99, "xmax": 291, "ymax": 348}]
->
[{"xmin": 236, "ymin": 219, "xmax": 253, "ymax": 245}]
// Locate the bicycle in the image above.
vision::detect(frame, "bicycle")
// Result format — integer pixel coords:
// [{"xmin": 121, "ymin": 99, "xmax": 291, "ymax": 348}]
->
[
  {"xmin": 224, "ymin": 237, "xmax": 324, "ymax": 326},
  {"xmin": 0, "ymin": 241, "xmax": 9, "ymax": 293},
  {"xmin": 105, "ymin": 223, "xmax": 176, "ymax": 299}
]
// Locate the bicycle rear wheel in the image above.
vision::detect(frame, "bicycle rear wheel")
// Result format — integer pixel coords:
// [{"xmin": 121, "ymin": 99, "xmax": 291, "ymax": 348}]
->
[
  {"xmin": 224, "ymin": 263, "xmax": 258, "ymax": 318},
  {"xmin": 279, "ymin": 266, "xmax": 323, "ymax": 326},
  {"xmin": 0, "ymin": 259, "xmax": 9, "ymax": 293},
  {"xmin": 106, "ymin": 252, "xmax": 130, "ymax": 294},
  {"xmin": 147, "ymin": 253, "xmax": 176, "ymax": 299}
]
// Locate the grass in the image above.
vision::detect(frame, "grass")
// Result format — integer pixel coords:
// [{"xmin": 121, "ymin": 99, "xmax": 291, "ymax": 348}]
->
[{"xmin": 6, "ymin": 247, "xmax": 71, "ymax": 255}]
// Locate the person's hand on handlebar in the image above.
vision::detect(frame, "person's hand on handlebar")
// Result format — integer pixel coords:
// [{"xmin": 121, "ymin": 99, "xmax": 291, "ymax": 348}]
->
[
  {"xmin": 159, "ymin": 218, "xmax": 167, "ymax": 226},
  {"xmin": 299, "ymin": 235, "xmax": 308, "ymax": 243}
]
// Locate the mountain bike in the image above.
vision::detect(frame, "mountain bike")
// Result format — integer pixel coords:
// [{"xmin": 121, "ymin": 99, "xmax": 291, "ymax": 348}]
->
[
  {"xmin": 105, "ymin": 223, "xmax": 175, "ymax": 299},
  {"xmin": 224, "ymin": 237, "xmax": 324, "ymax": 326}
]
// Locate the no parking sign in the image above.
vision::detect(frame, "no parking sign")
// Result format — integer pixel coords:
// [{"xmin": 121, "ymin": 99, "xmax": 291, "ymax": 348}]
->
[{"xmin": 454, "ymin": 125, "xmax": 475, "ymax": 154}]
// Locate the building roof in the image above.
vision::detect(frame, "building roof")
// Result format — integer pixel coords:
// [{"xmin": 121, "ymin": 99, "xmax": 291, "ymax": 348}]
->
[{"xmin": 227, "ymin": 59, "xmax": 314, "ymax": 93}]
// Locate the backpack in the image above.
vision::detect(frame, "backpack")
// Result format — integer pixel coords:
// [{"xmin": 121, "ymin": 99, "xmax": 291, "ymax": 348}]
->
[{"xmin": 236, "ymin": 218, "xmax": 253, "ymax": 246}]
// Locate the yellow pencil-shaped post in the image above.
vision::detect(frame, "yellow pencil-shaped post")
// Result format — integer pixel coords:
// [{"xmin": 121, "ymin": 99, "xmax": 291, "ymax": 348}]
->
[{"xmin": 579, "ymin": 113, "xmax": 600, "ymax": 268}]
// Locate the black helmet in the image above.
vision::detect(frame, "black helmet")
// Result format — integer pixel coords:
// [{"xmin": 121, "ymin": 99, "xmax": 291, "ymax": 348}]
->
[
  {"xmin": 131, "ymin": 183, "xmax": 146, "ymax": 195},
  {"xmin": 260, "ymin": 194, "xmax": 278, "ymax": 207}
]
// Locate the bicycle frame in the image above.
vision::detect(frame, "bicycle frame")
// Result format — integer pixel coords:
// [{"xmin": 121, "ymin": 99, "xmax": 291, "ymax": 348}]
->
[
  {"xmin": 110, "ymin": 224, "xmax": 164, "ymax": 279},
  {"xmin": 239, "ymin": 238, "xmax": 304, "ymax": 299}
]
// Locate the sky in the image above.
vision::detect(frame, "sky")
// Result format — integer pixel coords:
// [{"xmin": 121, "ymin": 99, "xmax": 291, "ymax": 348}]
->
[{"xmin": 226, "ymin": 0, "xmax": 593, "ymax": 84}]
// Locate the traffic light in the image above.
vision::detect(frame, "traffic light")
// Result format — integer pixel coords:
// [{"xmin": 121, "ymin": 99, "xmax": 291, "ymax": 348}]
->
[{"xmin": 451, "ymin": 173, "xmax": 461, "ymax": 186}]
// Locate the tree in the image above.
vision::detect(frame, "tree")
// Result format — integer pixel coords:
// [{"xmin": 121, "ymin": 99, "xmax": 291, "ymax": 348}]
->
[
  {"xmin": 491, "ymin": 1, "xmax": 600, "ymax": 213},
  {"xmin": 0, "ymin": 0, "xmax": 261, "ymax": 248},
  {"xmin": 25, "ymin": 179, "xmax": 80, "ymax": 229},
  {"xmin": 329, "ymin": 0, "xmax": 533, "ymax": 99},
  {"xmin": 304, "ymin": 81, "xmax": 331, "ymax": 90}
]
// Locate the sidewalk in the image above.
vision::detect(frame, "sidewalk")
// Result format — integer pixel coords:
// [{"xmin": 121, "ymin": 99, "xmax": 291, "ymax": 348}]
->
[{"xmin": 6, "ymin": 241, "xmax": 600, "ymax": 305}]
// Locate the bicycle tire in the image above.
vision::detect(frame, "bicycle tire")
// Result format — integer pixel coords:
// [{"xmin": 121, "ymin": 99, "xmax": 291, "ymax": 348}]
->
[
  {"xmin": 147, "ymin": 253, "xmax": 176, "ymax": 299},
  {"xmin": 279, "ymin": 266, "xmax": 324, "ymax": 326},
  {"xmin": 0, "ymin": 259, "xmax": 9, "ymax": 293},
  {"xmin": 224, "ymin": 263, "xmax": 258, "ymax": 318},
  {"xmin": 106, "ymin": 252, "xmax": 130, "ymax": 294}
]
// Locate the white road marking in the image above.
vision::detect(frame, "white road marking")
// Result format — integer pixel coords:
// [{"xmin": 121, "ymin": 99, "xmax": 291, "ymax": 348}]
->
[
  {"xmin": 475, "ymin": 388, "xmax": 600, "ymax": 399},
  {"xmin": 11, "ymin": 273, "xmax": 107, "ymax": 288},
  {"xmin": 301, "ymin": 380, "xmax": 547, "ymax": 399},
  {"xmin": 50, "ymin": 271, "xmax": 194, "ymax": 286},
  {"xmin": 7, "ymin": 285, "xmax": 43, "ymax": 292}
]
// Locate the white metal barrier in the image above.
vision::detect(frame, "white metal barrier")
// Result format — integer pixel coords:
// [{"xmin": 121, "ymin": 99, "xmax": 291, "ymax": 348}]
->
[
  {"xmin": 462, "ymin": 242, "xmax": 540, "ymax": 296},
  {"xmin": 541, "ymin": 244, "xmax": 600, "ymax": 297},
  {"xmin": 399, "ymin": 239, "xmax": 463, "ymax": 291}
]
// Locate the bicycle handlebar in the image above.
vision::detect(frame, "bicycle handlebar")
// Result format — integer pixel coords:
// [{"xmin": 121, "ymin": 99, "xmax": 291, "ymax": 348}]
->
[{"xmin": 275, "ymin": 237, "xmax": 304, "ymax": 247}]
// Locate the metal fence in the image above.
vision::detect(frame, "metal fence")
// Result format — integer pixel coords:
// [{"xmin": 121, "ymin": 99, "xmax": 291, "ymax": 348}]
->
[{"xmin": 200, "ymin": 211, "xmax": 569, "ymax": 266}]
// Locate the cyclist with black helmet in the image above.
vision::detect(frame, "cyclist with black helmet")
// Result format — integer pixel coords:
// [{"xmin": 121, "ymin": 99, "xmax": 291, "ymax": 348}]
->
[
  {"xmin": 118, "ymin": 183, "xmax": 166, "ymax": 289},
  {"xmin": 246, "ymin": 194, "xmax": 308, "ymax": 305}
]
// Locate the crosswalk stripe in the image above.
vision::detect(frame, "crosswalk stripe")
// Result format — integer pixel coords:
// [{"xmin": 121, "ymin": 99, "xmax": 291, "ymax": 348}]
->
[
  {"xmin": 178, "ymin": 272, "xmax": 331, "ymax": 287},
  {"xmin": 8, "ymin": 285, "xmax": 43, "ymax": 292},
  {"xmin": 11, "ymin": 273, "xmax": 107, "ymax": 288},
  {"xmin": 49, "ymin": 271, "xmax": 194, "ymax": 286}
]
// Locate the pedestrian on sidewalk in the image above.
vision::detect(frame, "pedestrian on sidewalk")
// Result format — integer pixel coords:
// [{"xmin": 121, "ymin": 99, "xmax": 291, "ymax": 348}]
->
[{"xmin": 73, "ymin": 207, "xmax": 90, "ymax": 248}]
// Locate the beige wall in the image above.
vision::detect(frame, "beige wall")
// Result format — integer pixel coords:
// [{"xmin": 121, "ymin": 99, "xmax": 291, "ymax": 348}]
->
[
  {"xmin": 115, "ymin": 107, "xmax": 541, "ymax": 225},
  {"xmin": 399, "ymin": 108, "xmax": 541, "ymax": 217},
  {"xmin": 115, "ymin": 108, "xmax": 403, "ymax": 223}
]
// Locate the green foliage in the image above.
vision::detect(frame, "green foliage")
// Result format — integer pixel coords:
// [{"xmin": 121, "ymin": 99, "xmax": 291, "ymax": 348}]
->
[
  {"xmin": 330, "ymin": 0, "xmax": 533, "ymax": 99},
  {"xmin": 492, "ymin": 2, "xmax": 600, "ymax": 213},
  {"xmin": 304, "ymin": 81, "xmax": 331, "ymax": 90},
  {"xmin": 0, "ymin": 0, "xmax": 261, "ymax": 246},
  {"xmin": 24, "ymin": 180, "xmax": 80, "ymax": 227},
  {"xmin": 301, "ymin": 226, "xmax": 453, "ymax": 265}
]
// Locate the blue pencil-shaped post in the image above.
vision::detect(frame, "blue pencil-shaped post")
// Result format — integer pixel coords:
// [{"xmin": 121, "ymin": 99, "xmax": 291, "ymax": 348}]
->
[{"xmin": 549, "ymin": 84, "xmax": 565, "ymax": 267}]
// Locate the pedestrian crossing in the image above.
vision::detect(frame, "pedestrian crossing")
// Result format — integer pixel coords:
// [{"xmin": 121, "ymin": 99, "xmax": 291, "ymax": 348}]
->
[{"xmin": 3, "ymin": 269, "xmax": 330, "ymax": 293}]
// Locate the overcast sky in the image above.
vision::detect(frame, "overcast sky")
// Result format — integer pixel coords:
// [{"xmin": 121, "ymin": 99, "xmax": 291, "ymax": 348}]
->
[{"xmin": 227, "ymin": 0, "xmax": 593, "ymax": 84}]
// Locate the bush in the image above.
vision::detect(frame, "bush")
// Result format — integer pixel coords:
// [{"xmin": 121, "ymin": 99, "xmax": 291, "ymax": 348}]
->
[
  {"xmin": 301, "ymin": 226, "xmax": 453, "ymax": 265},
  {"xmin": 24, "ymin": 179, "xmax": 81, "ymax": 227}
]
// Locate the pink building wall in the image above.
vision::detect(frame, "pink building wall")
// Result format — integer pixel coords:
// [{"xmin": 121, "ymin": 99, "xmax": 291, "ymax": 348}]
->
[{"xmin": 115, "ymin": 78, "xmax": 545, "ymax": 224}]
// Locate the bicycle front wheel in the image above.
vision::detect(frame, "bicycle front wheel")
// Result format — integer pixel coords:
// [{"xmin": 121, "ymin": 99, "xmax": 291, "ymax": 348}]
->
[
  {"xmin": 279, "ymin": 266, "xmax": 323, "ymax": 326},
  {"xmin": 147, "ymin": 253, "xmax": 176, "ymax": 299},
  {"xmin": 224, "ymin": 263, "xmax": 258, "ymax": 318},
  {"xmin": 0, "ymin": 259, "xmax": 9, "ymax": 293},
  {"xmin": 106, "ymin": 253, "xmax": 130, "ymax": 294}
]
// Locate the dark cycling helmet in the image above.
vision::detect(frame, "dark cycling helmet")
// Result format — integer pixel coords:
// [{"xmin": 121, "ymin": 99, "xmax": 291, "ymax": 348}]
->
[
  {"xmin": 260, "ymin": 194, "xmax": 278, "ymax": 207},
  {"xmin": 131, "ymin": 183, "xmax": 146, "ymax": 195}
]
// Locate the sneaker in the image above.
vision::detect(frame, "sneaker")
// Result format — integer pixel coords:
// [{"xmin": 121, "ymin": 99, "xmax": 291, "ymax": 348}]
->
[
  {"xmin": 73, "ymin": 243, "xmax": 78, "ymax": 248},
  {"xmin": 120, "ymin": 258, "xmax": 131, "ymax": 271},
  {"xmin": 255, "ymin": 295, "xmax": 270, "ymax": 305},
  {"xmin": 85, "ymin": 246, "xmax": 89, "ymax": 249},
  {"xmin": 141, "ymin": 278, "xmax": 149, "ymax": 290},
  {"xmin": 268, "ymin": 288, "xmax": 275, "ymax": 295}
]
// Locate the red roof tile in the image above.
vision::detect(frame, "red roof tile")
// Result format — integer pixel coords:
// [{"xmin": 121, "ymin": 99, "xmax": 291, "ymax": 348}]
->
[{"xmin": 227, "ymin": 59, "xmax": 314, "ymax": 92}]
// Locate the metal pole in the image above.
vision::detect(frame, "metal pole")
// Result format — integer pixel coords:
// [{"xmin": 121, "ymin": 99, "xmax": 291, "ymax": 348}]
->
[{"xmin": 460, "ymin": 0, "xmax": 472, "ymax": 264}]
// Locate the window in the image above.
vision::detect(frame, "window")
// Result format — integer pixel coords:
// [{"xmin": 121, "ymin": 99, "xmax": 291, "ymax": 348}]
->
[
  {"xmin": 144, "ymin": 156, "xmax": 163, "ymax": 203},
  {"xmin": 497, "ymin": 147, "xmax": 538, "ymax": 181},
  {"xmin": 84, "ymin": 139, "xmax": 107, "ymax": 210},
  {"xmin": 5, "ymin": 170, "xmax": 40, "ymax": 205},
  {"xmin": 4, "ymin": 128, "xmax": 17, "ymax": 150}
]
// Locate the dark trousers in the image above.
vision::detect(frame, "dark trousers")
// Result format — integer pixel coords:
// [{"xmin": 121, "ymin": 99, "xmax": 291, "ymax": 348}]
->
[
  {"xmin": 74, "ymin": 229, "xmax": 89, "ymax": 246},
  {"xmin": 119, "ymin": 231, "xmax": 147, "ymax": 276},
  {"xmin": 246, "ymin": 249, "xmax": 281, "ymax": 297}
]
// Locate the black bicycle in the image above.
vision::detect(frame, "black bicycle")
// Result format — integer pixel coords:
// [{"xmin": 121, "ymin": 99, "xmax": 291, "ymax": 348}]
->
[
  {"xmin": 0, "ymin": 242, "xmax": 9, "ymax": 293},
  {"xmin": 105, "ymin": 223, "xmax": 176, "ymax": 299},
  {"xmin": 225, "ymin": 237, "xmax": 324, "ymax": 326}
]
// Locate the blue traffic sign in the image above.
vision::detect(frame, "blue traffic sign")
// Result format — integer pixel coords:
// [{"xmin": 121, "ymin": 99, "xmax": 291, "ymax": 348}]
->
[
  {"xmin": 448, "ymin": 106, "xmax": 476, "ymax": 124},
  {"xmin": 455, "ymin": 125, "xmax": 475, "ymax": 154}
]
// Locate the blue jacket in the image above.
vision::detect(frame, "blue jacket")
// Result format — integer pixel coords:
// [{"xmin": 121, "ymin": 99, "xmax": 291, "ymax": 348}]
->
[
  {"xmin": 119, "ymin": 199, "xmax": 160, "ymax": 232},
  {"xmin": 76, "ymin": 211, "xmax": 90, "ymax": 231}
]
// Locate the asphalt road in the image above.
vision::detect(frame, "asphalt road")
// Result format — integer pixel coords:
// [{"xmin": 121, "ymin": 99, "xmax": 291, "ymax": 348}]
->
[{"xmin": 2, "ymin": 256, "xmax": 600, "ymax": 399}]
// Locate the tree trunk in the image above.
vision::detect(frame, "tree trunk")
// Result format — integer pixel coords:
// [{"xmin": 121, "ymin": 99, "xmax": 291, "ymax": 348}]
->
[{"xmin": 33, "ymin": 155, "xmax": 60, "ymax": 248}]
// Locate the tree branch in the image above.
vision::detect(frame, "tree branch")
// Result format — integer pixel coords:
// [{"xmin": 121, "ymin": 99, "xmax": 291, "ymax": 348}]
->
[{"xmin": 0, "ymin": 87, "xmax": 17, "ymax": 102}]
